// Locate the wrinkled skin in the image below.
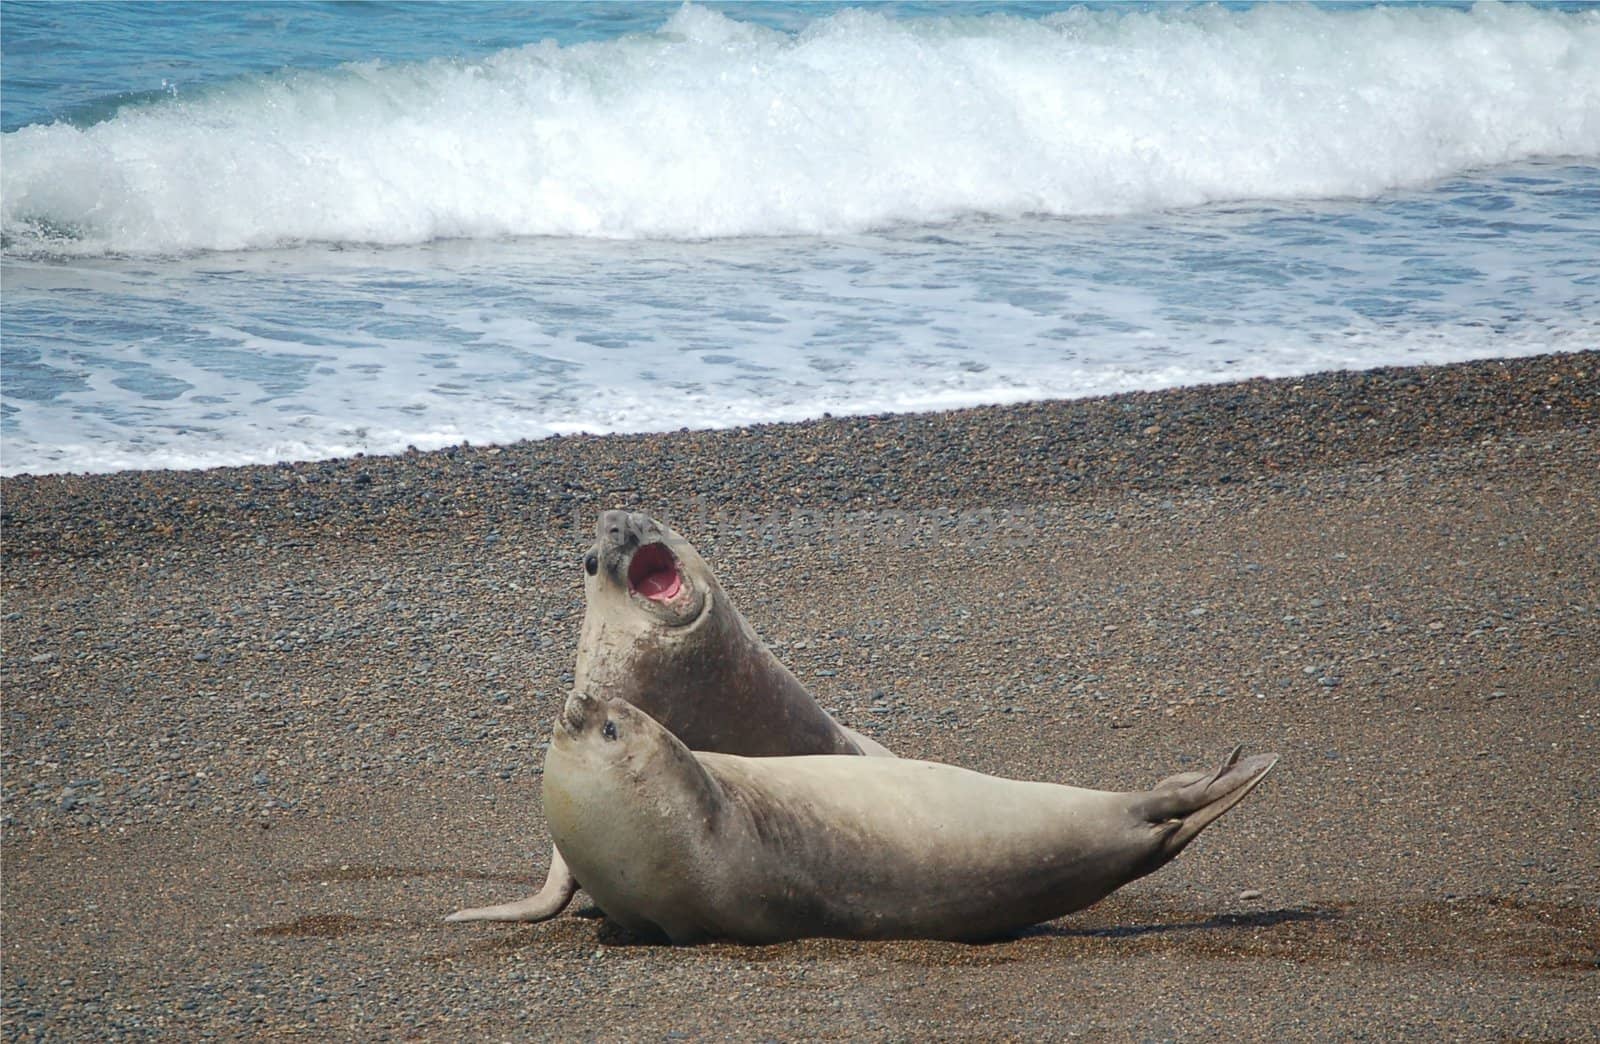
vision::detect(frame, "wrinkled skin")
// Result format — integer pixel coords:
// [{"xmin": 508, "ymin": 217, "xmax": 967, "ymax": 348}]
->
[{"xmin": 447, "ymin": 510, "xmax": 891, "ymax": 924}]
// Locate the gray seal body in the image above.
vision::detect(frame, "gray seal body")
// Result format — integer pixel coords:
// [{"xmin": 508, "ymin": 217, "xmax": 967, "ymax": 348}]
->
[
  {"xmin": 573, "ymin": 509, "xmax": 883, "ymax": 758},
  {"xmin": 546, "ymin": 692, "xmax": 1280, "ymax": 944}
]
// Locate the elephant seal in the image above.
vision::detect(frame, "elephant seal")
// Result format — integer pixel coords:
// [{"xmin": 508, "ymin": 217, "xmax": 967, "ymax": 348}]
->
[
  {"xmin": 544, "ymin": 691, "xmax": 1279, "ymax": 944},
  {"xmin": 446, "ymin": 509, "xmax": 891, "ymax": 924},
  {"xmin": 570, "ymin": 509, "xmax": 889, "ymax": 759}
]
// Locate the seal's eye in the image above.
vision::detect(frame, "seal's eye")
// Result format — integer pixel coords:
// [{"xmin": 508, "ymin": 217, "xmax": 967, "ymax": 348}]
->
[
  {"xmin": 584, "ymin": 552, "xmax": 598, "ymax": 576},
  {"xmin": 602, "ymin": 720, "xmax": 618, "ymax": 741}
]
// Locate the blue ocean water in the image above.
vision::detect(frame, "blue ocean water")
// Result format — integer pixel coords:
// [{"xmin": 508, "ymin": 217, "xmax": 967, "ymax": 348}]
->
[{"xmin": 2, "ymin": 2, "xmax": 1598, "ymax": 476}]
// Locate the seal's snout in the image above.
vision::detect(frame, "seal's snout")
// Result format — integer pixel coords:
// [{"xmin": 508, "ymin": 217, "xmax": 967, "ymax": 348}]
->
[
  {"xmin": 598, "ymin": 509, "xmax": 661, "ymax": 549},
  {"xmin": 599, "ymin": 509, "xmax": 635, "ymax": 547},
  {"xmin": 561, "ymin": 691, "xmax": 600, "ymax": 735},
  {"xmin": 628, "ymin": 542, "xmax": 683, "ymax": 603}
]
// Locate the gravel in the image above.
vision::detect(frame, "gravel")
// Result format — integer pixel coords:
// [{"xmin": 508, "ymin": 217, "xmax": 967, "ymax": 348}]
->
[{"xmin": 3, "ymin": 352, "xmax": 1597, "ymax": 1040}]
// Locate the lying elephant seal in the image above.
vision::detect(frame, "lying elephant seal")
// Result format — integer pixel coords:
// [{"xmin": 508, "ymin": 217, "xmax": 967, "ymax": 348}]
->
[
  {"xmin": 446, "ymin": 509, "xmax": 891, "ymax": 923},
  {"xmin": 544, "ymin": 691, "xmax": 1279, "ymax": 944}
]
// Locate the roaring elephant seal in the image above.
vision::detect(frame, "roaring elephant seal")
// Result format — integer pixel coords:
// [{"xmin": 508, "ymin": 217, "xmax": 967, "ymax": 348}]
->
[
  {"xmin": 446, "ymin": 510, "xmax": 891, "ymax": 924},
  {"xmin": 544, "ymin": 691, "xmax": 1279, "ymax": 944}
]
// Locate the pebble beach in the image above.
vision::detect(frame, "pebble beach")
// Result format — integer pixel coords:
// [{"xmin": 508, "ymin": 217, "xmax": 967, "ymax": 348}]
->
[{"xmin": 3, "ymin": 351, "xmax": 1597, "ymax": 1039}]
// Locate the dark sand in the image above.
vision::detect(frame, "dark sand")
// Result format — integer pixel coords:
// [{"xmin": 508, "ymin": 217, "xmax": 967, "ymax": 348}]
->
[{"xmin": 3, "ymin": 352, "xmax": 1597, "ymax": 1040}]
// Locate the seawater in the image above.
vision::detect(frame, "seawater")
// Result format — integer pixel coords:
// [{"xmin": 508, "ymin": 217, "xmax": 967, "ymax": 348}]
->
[{"xmin": 3, "ymin": 2, "xmax": 1598, "ymax": 476}]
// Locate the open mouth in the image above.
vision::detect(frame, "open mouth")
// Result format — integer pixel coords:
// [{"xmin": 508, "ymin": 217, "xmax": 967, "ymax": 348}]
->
[{"xmin": 627, "ymin": 542, "xmax": 683, "ymax": 603}]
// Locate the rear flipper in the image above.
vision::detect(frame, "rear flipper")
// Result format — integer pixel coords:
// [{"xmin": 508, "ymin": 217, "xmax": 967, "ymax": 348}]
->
[{"xmin": 1135, "ymin": 745, "xmax": 1279, "ymax": 870}]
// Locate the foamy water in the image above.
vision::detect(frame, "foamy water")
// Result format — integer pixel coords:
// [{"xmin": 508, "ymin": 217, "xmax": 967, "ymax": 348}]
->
[{"xmin": 2, "ymin": 3, "xmax": 1598, "ymax": 475}]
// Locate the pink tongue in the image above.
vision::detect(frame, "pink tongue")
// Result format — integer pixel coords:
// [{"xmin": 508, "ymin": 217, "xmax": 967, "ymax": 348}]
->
[{"xmin": 637, "ymin": 570, "xmax": 681, "ymax": 602}]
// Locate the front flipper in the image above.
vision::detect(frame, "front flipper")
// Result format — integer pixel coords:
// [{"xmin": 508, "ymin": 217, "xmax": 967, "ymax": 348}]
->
[
  {"xmin": 841, "ymin": 725, "xmax": 896, "ymax": 759},
  {"xmin": 445, "ymin": 845, "xmax": 578, "ymax": 923}
]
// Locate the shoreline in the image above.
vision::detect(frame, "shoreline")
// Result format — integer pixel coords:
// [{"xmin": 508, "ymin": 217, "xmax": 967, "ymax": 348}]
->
[
  {"xmin": 3, "ymin": 350, "xmax": 1597, "ymax": 1038},
  {"xmin": 4, "ymin": 351, "xmax": 1595, "ymax": 561}
]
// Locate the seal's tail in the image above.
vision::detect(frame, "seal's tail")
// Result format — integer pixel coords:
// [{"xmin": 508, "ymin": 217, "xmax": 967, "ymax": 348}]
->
[{"xmin": 1133, "ymin": 746, "xmax": 1279, "ymax": 872}]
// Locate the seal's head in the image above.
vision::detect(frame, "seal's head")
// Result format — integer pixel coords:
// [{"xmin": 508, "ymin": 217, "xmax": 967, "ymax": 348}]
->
[
  {"xmin": 557, "ymin": 689, "xmax": 656, "ymax": 746},
  {"xmin": 583, "ymin": 510, "xmax": 711, "ymax": 627},
  {"xmin": 549, "ymin": 691, "xmax": 714, "ymax": 818}
]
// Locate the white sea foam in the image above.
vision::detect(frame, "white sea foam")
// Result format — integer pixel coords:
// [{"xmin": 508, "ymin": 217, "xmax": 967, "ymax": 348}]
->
[
  {"xmin": 3, "ymin": 203, "xmax": 1594, "ymax": 478},
  {"xmin": 4, "ymin": 3, "xmax": 1599, "ymax": 255},
  {"xmin": 5, "ymin": 314, "xmax": 1589, "ymax": 477}
]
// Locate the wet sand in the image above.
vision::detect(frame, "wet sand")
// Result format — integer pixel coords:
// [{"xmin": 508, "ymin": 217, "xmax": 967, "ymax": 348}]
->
[{"xmin": 3, "ymin": 352, "xmax": 1597, "ymax": 1040}]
